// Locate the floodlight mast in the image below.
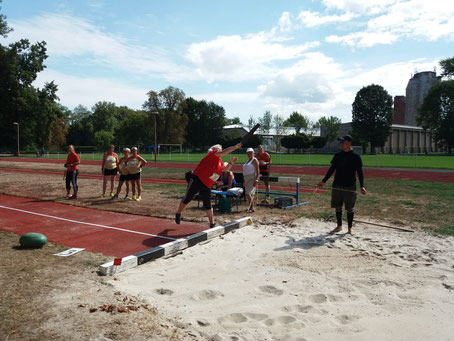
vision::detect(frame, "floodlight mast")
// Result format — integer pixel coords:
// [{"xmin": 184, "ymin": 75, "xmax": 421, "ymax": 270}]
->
[
  {"xmin": 152, "ymin": 111, "xmax": 159, "ymax": 162},
  {"xmin": 13, "ymin": 122, "xmax": 20, "ymax": 157}
]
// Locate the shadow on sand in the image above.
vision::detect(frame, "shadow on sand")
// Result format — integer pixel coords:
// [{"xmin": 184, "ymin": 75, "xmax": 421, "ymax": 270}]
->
[{"xmin": 274, "ymin": 232, "xmax": 348, "ymax": 251}]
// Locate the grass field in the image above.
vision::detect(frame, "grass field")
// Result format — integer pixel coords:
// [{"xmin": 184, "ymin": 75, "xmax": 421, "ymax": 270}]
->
[{"xmin": 17, "ymin": 152, "xmax": 454, "ymax": 170}]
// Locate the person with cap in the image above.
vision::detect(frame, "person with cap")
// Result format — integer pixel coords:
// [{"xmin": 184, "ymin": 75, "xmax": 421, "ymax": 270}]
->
[
  {"xmin": 175, "ymin": 143, "xmax": 241, "ymax": 228},
  {"xmin": 256, "ymin": 145, "xmax": 272, "ymax": 203},
  {"xmin": 317, "ymin": 135, "xmax": 367, "ymax": 235},
  {"xmin": 243, "ymin": 147, "xmax": 260, "ymax": 213},
  {"xmin": 111, "ymin": 147, "xmax": 131, "ymax": 200}
]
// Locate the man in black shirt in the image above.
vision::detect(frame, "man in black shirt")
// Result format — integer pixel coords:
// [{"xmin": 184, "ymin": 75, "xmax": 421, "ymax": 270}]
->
[{"xmin": 318, "ymin": 135, "xmax": 367, "ymax": 235}]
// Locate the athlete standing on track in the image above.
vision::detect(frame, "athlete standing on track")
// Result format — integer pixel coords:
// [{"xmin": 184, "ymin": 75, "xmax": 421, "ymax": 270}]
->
[
  {"xmin": 317, "ymin": 135, "xmax": 367, "ymax": 235},
  {"xmin": 64, "ymin": 145, "xmax": 80, "ymax": 200},
  {"xmin": 112, "ymin": 147, "xmax": 131, "ymax": 200},
  {"xmin": 175, "ymin": 143, "xmax": 241, "ymax": 228},
  {"xmin": 256, "ymin": 145, "xmax": 272, "ymax": 203},
  {"xmin": 125, "ymin": 147, "xmax": 147, "ymax": 201},
  {"xmin": 101, "ymin": 145, "xmax": 119, "ymax": 197}
]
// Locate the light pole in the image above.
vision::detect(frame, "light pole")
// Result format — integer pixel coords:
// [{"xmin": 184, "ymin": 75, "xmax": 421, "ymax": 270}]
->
[
  {"xmin": 152, "ymin": 111, "xmax": 159, "ymax": 162},
  {"xmin": 13, "ymin": 122, "xmax": 20, "ymax": 157}
]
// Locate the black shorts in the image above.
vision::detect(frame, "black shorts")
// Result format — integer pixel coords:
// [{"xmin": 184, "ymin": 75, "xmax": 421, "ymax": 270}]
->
[
  {"xmin": 331, "ymin": 186, "xmax": 357, "ymax": 211},
  {"xmin": 119, "ymin": 174, "xmax": 129, "ymax": 181},
  {"xmin": 260, "ymin": 171, "xmax": 270, "ymax": 178},
  {"xmin": 103, "ymin": 168, "xmax": 118, "ymax": 176},
  {"xmin": 129, "ymin": 172, "xmax": 141, "ymax": 180},
  {"xmin": 182, "ymin": 174, "xmax": 211, "ymax": 210}
]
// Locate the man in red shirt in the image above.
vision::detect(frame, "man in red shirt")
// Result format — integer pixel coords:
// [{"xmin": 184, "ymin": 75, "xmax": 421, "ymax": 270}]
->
[
  {"xmin": 256, "ymin": 145, "xmax": 272, "ymax": 203},
  {"xmin": 176, "ymin": 143, "xmax": 241, "ymax": 228},
  {"xmin": 64, "ymin": 145, "xmax": 80, "ymax": 199}
]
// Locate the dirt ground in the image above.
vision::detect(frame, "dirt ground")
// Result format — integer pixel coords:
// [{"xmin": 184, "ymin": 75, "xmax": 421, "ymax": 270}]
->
[{"xmin": 0, "ymin": 231, "xmax": 193, "ymax": 341}]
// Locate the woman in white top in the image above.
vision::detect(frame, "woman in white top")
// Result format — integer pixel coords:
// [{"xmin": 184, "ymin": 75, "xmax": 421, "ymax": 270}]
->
[
  {"xmin": 125, "ymin": 147, "xmax": 147, "ymax": 201},
  {"xmin": 101, "ymin": 144, "xmax": 119, "ymax": 197},
  {"xmin": 242, "ymin": 147, "xmax": 260, "ymax": 213},
  {"xmin": 112, "ymin": 148, "xmax": 130, "ymax": 200}
]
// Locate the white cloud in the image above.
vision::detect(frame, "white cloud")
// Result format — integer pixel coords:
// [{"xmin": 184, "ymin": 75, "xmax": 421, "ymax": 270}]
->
[
  {"xmin": 34, "ymin": 69, "xmax": 148, "ymax": 109},
  {"xmin": 321, "ymin": 0, "xmax": 398, "ymax": 15},
  {"xmin": 277, "ymin": 12, "xmax": 293, "ymax": 32},
  {"xmin": 192, "ymin": 92, "xmax": 260, "ymax": 103},
  {"xmin": 186, "ymin": 32, "xmax": 319, "ymax": 82},
  {"xmin": 326, "ymin": 31, "xmax": 397, "ymax": 47},
  {"xmin": 325, "ymin": 0, "xmax": 454, "ymax": 47},
  {"xmin": 8, "ymin": 13, "xmax": 195, "ymax": 81},
  {"xmin": 256, "ymin": 53, "xmax": 439, "ymax": 123},
  {"xmin": 298, "ymin": 11, "xmax": 356, "ymax": 27}
]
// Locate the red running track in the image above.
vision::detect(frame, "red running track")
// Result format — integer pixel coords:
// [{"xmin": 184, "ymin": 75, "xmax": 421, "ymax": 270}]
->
[
  {"xmin": 0, "ymin": 194, "xmax": 206, "ymax": 258},
  {"xmin": 0, "ymin": 168, "xmax": 325, "ymax": 194},
  {"xmin": 2, "ymin": 157, "xmax": 454, "ymax": 182}
]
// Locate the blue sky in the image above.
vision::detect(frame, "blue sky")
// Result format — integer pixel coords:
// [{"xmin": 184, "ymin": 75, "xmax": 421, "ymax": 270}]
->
[{"xmin": 2, "ymin": 0, "xmax": 453, "ymax": 123}]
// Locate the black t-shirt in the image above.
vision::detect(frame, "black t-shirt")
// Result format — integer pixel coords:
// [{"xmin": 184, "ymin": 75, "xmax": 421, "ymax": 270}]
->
[{"xmin": 322, "ymin": 151, "xmax": 364, "ymax": 189}]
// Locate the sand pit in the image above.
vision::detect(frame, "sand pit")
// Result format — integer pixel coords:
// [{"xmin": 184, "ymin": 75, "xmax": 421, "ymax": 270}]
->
[{"xmin": 112, "ymin": 219, "xmax": 454, "ymax": 340}]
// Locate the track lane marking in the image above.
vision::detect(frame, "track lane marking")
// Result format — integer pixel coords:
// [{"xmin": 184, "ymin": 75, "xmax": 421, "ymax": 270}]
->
[{"xmin": 0, "ymin": 204, "xmax": 178, "ymax": 241}]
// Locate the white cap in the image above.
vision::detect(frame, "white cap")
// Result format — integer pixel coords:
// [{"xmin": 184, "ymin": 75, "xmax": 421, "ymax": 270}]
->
[{"xmin": 246, "ymin": 148, "xmax": 254, "ymax": 153}]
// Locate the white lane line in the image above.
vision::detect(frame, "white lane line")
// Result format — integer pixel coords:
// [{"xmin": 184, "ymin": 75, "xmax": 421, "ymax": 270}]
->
[{"xmin": 0, "ymin": 205, "xmax": 178, "ymax": 241}]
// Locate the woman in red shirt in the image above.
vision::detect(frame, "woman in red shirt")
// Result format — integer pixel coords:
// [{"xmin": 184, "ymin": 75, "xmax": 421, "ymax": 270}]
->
[
  {"xmin": 175, "ymin": 143, "xmax": 241, "ymax": 228},
  {"xmin": 64, "ymin": 145, "xmax": 80, "ymax": 199}
]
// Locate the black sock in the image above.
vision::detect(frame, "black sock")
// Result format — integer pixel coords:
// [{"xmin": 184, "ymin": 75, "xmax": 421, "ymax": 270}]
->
[
  {"xmin": 347, "ymin": 211, "xmax": 354, "ymax": 228},
  {"xmin": 336, "ymin": 210, "xmax": 343, "ymax": 226},
  {"xmin": 175, "ymin": 213, "xmax": 181, "ymax": 224}
]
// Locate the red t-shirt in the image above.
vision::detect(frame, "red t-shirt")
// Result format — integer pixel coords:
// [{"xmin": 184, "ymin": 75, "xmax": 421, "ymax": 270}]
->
[
  {"xmin": 66, "ymin": 153, "xmax": 80, "ymax": 172},
  {"xmin": 193, "ymin": 150, "xmax": 223, "ymax": 188},
  {"xmin": 257, "ymin": 152, "xmax": 271, "ymax": 173}
]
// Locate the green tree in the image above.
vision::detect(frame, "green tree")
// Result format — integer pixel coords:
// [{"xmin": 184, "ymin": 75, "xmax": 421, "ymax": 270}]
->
[
  {"xmin": 143, "ymin": 86, "xmax": 188, "ymax": 144},
  {"xmin": 317, "ymin": 116, "xmax": 341, "ymax": 142},
  {"xmin": 351, "ymin": 84, "xmax": 393, "ymax": 154},
  {"xmin": 226, "ymin": 116, "xmax": 242, "ymax": 125},
  {"xmin": 91, "ymin": 101, "xmax": 117, "ymax": 132},
  {"xmin": 94, "ymin": 130, "xmax": 114, "ymax": 150},
  {"xmin": 248, "ymin": 114, "xmax": 256, "ymax": 127},
  {"xmin": 281, "ymin": 134, "xmax": 310, "ymax": 152},
  {"xmin": 0, "ymin": 1, "xmax": 12, "ymax": 37},
  {"xmin": 183, "ymin": 97, "xmax": 227, "ymax": 150},
  {"xmin": 0, "ymin": 6, "xmax": 62, "ymax": 152},
  {"xmin": 439, "ymin": 57, "xmax": 454, "ymax": 79},
  {"xmin": 273, "ymin": 114, "xmax": 285, "ymax": 152},
  {"xmin": 259, "ymin": 111, "xmax": 272, "ymax": 134},
  {"xmin": 283, "ymin": 111, "xmax": 309, "ymax": 133},
  {"xmin": 310, "ymin": 136, "xmax": 327, "ymax": 149},
  {"xmin": 115, "ymin": 110, "xmax": 153, "ymax": 146},
  {"xmin": 418, "ymin": 80, "xmax": 454, "ymax": 153}
]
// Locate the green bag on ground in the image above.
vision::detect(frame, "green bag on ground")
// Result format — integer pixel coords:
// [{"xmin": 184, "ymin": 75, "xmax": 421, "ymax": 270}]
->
[{"xmin": 218, "ymin": 195, "xmax": 231, "ymax": 213}]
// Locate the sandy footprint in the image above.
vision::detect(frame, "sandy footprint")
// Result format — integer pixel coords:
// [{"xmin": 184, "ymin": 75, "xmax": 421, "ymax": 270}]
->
[
  {"xmin": 192, "ymin": 289, "xmax": 224, "ymax": 301},
  {"xmin": 244, "ymin": 313, "xmax": 268, "ymax": 321},
  {"xmin": 308, "ymin": 293, "xmax": 328, "ymax": 303},
  {"xmin": 336, "ymin": 314, "xmax": 360, "ymax": 325},
  {"xmin": 257, "ymin": 285, "xmax": 284, "ymax": 296},
  {"xmin": 218, "ymin": 313, "xmax": 248, "ymax": 324},
  {"xmin": 155, "ymin": 288, "xmax": 174, "ymax": 295}
]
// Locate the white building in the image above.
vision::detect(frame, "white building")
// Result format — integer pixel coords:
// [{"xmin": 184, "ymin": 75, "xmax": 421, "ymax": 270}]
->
[{"xmin": 223, "ymin": 124, "xmax": 320, "ymax": 152}]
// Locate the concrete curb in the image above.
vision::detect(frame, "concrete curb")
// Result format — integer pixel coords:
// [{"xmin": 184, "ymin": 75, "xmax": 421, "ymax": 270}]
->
[{"xmin": 99, "ymin": 217, "xmax": 253, "ymax": 275}]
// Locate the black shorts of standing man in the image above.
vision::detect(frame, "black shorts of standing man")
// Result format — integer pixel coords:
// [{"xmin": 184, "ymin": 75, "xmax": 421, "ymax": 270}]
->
[{"xmin": 317, "ymin": 135, "xmax": 367, "ymax": 235}]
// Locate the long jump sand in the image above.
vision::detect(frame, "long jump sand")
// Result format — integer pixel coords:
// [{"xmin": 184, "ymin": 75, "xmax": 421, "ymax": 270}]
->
[{"xmin": 111, "ymin": 219, "xmax": 454, "ymax": 340}]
